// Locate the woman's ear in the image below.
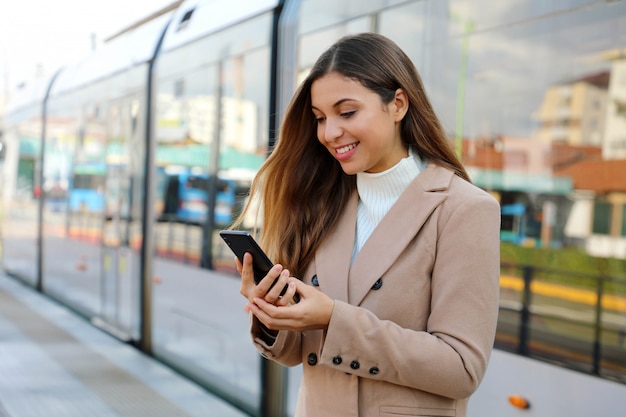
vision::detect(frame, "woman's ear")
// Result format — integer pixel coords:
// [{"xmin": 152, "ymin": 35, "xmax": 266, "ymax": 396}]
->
[{"xmin": 392, "ymin": 88, "xmax": 409, "ymax": 122}]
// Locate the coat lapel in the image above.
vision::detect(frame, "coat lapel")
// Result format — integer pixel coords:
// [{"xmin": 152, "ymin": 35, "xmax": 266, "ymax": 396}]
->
[
  {"xmin": 348, "ymin": 163, "xmax": 452, "ymax": 305},
  {"xmin": 314, "ymin": 192, "xmax": 358, "ymax": 302}
]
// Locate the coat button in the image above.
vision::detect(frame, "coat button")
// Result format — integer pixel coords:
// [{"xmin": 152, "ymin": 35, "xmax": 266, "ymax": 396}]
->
[
  {"xmin": 350, "ymin": 360, "xmax": 360, "ymax": 370},
  {"xmin": 332, "ymin": 355, "xmax": 342, "ymax": 365},
  {"xmin": 369, "ymin": 367, "xmax": 380, "ymax": 375},
  {"xmin": 307, "ymin": 353, "xmax": 318, "ymax": 366},
  {"xmin": 371, "ymin": 278, "xmax": 383, "ymax": 290},
  {"xmin": 311, "ymin": 275, "xmax": 319, "ymax": 286}
]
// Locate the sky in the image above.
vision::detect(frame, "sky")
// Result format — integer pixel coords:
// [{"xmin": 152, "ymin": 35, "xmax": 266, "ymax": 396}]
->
[{"xmin": 0, "ymin": 0, "xmax": 175, "ymax": 95}]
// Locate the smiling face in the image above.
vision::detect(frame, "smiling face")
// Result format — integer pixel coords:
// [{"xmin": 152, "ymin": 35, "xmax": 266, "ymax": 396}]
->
[{"xmin": 311, "ymin": 72, "xmax": 409, "ymax": 175}]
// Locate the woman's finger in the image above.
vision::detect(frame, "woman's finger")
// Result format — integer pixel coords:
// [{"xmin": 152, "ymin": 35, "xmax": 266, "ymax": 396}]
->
[
  {"xmin": 264, "ymin": 269, "xmax": 290, "ymax": 304},
  {"xmin": 274, "ymin": 281, "xmax": 297, "ymax": 306}
]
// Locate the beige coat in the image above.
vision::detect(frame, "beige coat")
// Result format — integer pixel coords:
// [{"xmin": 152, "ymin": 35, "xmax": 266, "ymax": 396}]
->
[{"xmin": 252, "ymin": 163, "xmax": 501, "ymax": 417}]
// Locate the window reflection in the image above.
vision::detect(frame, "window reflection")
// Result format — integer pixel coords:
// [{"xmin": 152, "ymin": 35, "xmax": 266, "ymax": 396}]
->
[
  {"xmin": 151, "ymin": 10, "xmax": 274, "ymax": 409},
  {"xmin": 375, "ymin": 0, "xmax": 626, "ymax": 257}
]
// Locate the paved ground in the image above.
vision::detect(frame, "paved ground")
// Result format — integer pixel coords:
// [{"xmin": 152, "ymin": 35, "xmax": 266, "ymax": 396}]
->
[{"xmin": 0, "ymin": 272, "xmax": 248, "ymax": 417}]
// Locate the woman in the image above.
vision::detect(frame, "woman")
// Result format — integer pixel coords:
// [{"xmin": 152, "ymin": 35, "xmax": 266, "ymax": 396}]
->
[{"xmin": 235, "ymin": 32, "xmax": 500, "ymax": 417}]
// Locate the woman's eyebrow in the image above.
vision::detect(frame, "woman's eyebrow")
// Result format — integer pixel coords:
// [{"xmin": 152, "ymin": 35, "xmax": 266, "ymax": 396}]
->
[
  {"xmin": 332, "ymin": 98, "xmax": 356, "ymax": 107},
  {"xmin": 312, "ymin": 98, "xmax": 356, "ymax": 111}
]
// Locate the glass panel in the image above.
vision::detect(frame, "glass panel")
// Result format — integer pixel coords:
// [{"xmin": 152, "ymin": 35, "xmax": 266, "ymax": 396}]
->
[
  {"xmin": 99, "ymin": 95, "xmax": 143, "ymax": 338},
  {"xmin": 154, "ymin": 65, "xmax": 215, "ymax": 265},
  {"xmin": 1, "ymin": 105, "xmax": 42, "ymax": 286},
  {"xmin": 424, "ymin": 0, "xmax": 626, "ymax": 382},
  {"xmin": 299, "ymin": 0, "xmax": 409, "ymax": 34},
  {"xmin": 41, "ymin": 67, "xmax": 146, "ymax": 341},
  {"xmin": 379, "ymin": 2, "xmax": 427, "ymax": 67},
  {"xmin": 441, "ymin": 0, "xmax": 599, "ymax": 38},
  {"xmin": 152, "ymin": 11, "xmax": 274, "ymax": 413},
  {"xmin": 298, "ymin": 17, "xmax": 372, "ymax": 81},
  {"xmin": 43, "ymin": 87, "xmax": 106, "ymax": 315}
]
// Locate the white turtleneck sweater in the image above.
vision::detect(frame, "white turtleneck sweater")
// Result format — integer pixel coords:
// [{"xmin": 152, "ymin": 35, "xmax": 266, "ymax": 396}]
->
[{"xmin": 353, "ymin": 149, "xmax": 426, "ymax": 260}]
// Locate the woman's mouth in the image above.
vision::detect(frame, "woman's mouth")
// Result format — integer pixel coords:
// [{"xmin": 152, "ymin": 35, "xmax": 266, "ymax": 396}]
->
[
  {"xmin": 336, "ymin": 143, "xmax": 358, "ymax": 154},
  {"xmin": 334, "ymin": 143, "xmax": 358, "ymax": 161}
]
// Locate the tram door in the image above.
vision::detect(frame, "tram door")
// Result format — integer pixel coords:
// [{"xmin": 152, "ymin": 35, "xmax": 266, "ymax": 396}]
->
[{"xmin": 97, "ymin": 99, "xmax": 141, "ymax": 341}]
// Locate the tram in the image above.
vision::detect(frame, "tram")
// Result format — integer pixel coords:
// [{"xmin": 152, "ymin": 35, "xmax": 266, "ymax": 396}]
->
[{"xmin": 2, "ymin": 1, "xmax": 626, "ymax": 416}]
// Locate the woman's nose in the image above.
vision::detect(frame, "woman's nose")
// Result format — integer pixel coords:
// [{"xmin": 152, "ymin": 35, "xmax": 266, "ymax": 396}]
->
[{"xmin": 324, "ymin": 118, "xmax": 343, "ymax": 142}]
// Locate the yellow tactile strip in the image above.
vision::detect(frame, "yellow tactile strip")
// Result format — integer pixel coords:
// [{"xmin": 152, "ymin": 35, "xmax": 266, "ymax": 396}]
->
[{"xmin": 500, "ymin": 275, "xmax": 626, "ymax": 312}]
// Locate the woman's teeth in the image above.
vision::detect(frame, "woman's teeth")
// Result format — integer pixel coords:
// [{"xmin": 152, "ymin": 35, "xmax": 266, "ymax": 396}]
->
[{"xmin": 337, "ymin": 143, "xmax": 357, "ymax": 154}]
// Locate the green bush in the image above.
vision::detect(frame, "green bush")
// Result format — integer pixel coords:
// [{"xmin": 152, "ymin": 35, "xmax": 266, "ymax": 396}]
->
[{"xmin": 500, "ymin": 242, "xmax": 626, "ymax": 294}]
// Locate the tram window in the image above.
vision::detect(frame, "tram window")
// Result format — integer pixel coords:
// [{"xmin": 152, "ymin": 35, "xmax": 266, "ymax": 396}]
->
[
  {"xmin": 73, "ymin": 174, "xmax": 105, "ymax": 190},
  {"xmin": 186, "ymin": 176, "xmax": 209, "ymax": 190},
  {"xmin": 592, "ymin": 201, "xmax": 611, "ymax": 235},
  {"xmin": 501, "ymin": 215, "xmax": 515, "ymax": 232},
  {"xmin": 162, "ymin": 176, "xmax": 180, "ymax": 215},
  {"xmin": 178, "ymin": 8, "xmax": 194, "ymax": 31}
]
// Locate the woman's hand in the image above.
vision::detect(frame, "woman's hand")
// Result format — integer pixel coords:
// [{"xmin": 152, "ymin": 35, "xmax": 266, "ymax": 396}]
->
[
  {"xmin": 245, "ymin": 279, "xmax": 335, "ymax": 332},
  {"xmin": 236, "ymin": 252, "xmax": 297, "ymax": 306}
]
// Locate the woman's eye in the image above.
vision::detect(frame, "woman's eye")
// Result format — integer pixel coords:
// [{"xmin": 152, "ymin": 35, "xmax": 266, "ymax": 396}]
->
[
  {"xmin": 340, "ymin": 110, "xmax": 356, "ymax": 118},
  {"xmin": 315, "ymin": 116, "xmax": 325, "ymax": 123}
]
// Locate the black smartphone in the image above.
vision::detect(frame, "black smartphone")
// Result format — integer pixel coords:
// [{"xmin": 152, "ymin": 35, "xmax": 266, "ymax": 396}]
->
[
  {"xmin": 219, "ymin": 230, "xmax": 275, "ymax": 284},
  {"xmin": 219, "ymin": 230, "xmax": 294, "ymax": 299}
]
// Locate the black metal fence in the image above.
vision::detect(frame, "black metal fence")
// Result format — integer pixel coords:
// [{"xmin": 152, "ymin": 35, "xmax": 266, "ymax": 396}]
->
[{"xmin": 496, "ymin": 264, "xmax": 626, "ymax": 384}]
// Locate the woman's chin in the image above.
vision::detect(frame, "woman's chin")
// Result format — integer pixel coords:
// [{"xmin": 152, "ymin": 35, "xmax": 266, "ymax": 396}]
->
[{"xmin": 338, "ymin": 162, "xmax": 361, "ymax": 176}]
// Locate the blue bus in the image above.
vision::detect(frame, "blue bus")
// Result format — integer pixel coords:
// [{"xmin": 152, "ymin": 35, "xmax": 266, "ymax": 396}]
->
[
  {"xmin": 69, "ymin": 163, "xmax": 106, "ymax": 213},
  {"xmin": 159, "ymin": 169, "xmax": 244, "ymax": 226}
]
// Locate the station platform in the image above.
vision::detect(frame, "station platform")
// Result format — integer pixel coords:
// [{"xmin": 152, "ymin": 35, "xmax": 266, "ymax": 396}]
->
[{"xmin": 0, "ymin": 272, "xmax": 248, "ymax": 417}]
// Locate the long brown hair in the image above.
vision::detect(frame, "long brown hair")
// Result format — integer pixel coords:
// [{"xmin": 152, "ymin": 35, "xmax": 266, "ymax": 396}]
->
[{"xmin": 236, "ymin": 32, "xmax": 469, "ymax": 277}]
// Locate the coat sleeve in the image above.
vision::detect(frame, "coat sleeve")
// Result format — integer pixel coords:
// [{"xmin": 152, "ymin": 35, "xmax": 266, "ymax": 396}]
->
[
  {"xmin": 250, "ymin": 315, "xmax": 303, "ymax": 367},
  {"xmin": 318, "ymin": 192, "xmax": 501, "ymax": 399}
]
